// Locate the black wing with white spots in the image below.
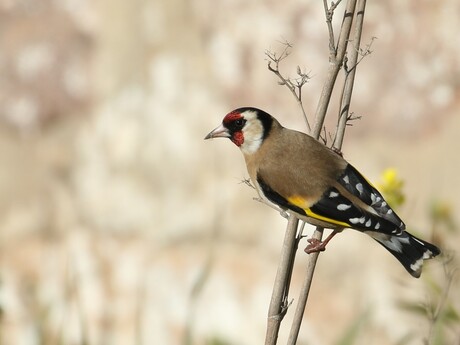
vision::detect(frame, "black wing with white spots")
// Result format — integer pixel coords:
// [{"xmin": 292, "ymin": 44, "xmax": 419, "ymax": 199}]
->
[
  {"xmin": 337, "ymin": 164, "xmax": 405, "ymax": 230},
  {"xmin": 309, "ymin": 187, "xmax": 403, "ymax": 235},
  {"xmin": 306, "ymin": 165, "xmax": 440, "ymax": 278}
]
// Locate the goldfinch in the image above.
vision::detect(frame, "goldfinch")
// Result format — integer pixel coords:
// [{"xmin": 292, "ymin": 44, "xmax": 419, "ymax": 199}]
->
[{"xmin": 205, "ymin": 107, "xmax": 440, "ymax": 278}]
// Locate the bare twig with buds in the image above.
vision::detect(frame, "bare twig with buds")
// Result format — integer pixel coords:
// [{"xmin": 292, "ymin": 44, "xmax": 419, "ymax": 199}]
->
[
  {"xmin": 265, "ymin": 41, "xmax": 312, "ymax": 133},
  {"xmin": 323, "ymin": 0, "xmax": 344, "ymax": 55},
  {"xmin": 312, "ymin": 0, "xmax": 357, "ymax": 139},
  {"xmin": 344, "ymin": 36, "xmax": 376, "ymax": 74},
  {"xmin": 333, "ymin": 0, "xmax": 368, "ymax": 151}
]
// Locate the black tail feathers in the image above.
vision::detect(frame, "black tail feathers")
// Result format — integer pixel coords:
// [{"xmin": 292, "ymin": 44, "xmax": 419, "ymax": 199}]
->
[{"xmin": 371, "ymin": 231, "xmax": 440, "ymax": 278}]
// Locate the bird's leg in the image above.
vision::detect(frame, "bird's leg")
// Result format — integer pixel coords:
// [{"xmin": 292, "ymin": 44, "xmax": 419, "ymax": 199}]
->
[{"xmin": 304, "ymin": 230, "xmax": 339, "ymax": 254}]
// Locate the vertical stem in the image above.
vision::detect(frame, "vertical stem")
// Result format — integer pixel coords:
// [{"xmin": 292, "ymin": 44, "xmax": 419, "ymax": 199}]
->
[
  {"xmin": 312, "ymin": 0, "xmax": 357, "ymax": 139},
  {"xmin": 334, "ymin": 0, "xmax": 367, "ymax": 150},
  {"xmin": 265, "ymin": 215, "xmax": 299, "ymax": 345},
  {"xmin": 286, "ymin": 228, "xmax": 323, "ymax": 345},
  {"xmin": 288, "ymin": 0, "xmax": 365, "ymax": 342},
  {"xmin": 264, "ymin": 0, "xmax": 367, "ymax": 343}
]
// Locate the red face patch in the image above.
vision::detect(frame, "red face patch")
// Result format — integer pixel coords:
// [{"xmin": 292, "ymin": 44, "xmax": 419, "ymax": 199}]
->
[
  {"xmin": 231, "ymin": 131, "xmax": 244, "ymax": 147},
  {"xmin": 223, "ymin": 110, "xmax": 242, "ymax": 126}
]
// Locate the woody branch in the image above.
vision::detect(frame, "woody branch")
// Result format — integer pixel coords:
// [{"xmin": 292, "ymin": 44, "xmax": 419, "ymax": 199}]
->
[{"xmin": 264, "ymin": 0, "xmax": 368, "ymax": 344}]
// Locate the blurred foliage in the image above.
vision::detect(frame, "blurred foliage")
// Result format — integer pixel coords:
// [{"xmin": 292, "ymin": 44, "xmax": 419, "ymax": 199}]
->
[
  {"xmin": 378, "ymin": 168, "xmax": 459, "ymax": 345},
  {"xmin": 205, "ymin": 336, "xmax": 233, "ymax": 345},
  {"xmin": 400, "ymin": 190, "xmax": 458, "ymax": 344},
  {"xmin": 334, "ymin": 310, "xmax": 369, "ymax": 345},
  {"xmin": 376, "ymin": 168, "xmax": 405, "ymax": 209},
  {"xmin": 430, "ymin": 200, "xmax": 456, "ymax": 233},
  {"xmin": 399, "ymin": 252, "xmax": 459, "ymax": 345}
]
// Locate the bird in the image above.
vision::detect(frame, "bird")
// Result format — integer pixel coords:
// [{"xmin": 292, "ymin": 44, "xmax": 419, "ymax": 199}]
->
[{"xmin": 204, "ymin": 107, "xmax": 440, "ymax": 278}]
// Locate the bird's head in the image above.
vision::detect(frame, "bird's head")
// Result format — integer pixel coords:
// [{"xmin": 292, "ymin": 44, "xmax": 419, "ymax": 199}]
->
[{"xmin": 204, "ymin": 107, "xmax": 274, "ymax": 154}]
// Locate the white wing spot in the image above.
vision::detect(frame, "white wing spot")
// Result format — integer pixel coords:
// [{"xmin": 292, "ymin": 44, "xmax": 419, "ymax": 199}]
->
[
  {"xmin": 356, "ymin": 183, "xmax": 363, "ymax": 194},
  {"xmin": 365, "ymin": 219, "xmax": 372, "ymax": 227},
  {"xmin": 329, "ymin": 191, "xmax": 339, "ymax": 198},
  {"xmin": 370, "ymin": 193, "xmax": 377, "ymax": 203},
  {"xmin": 387, "ymin": 209, "xmax": 393, "ymax": 215},
  {"xmin": 349, "ymin": 218, "xmax": 360, "ymax": 224},
  {"xmin": 400, "ymin": 236, "xmax": 411, "ymax": 244},
  {"xmin": 423, "ymin": 250, "xmax": 433, "ymax": 259},
  {"xmin": 381, "ymin": 238, "xmax": 402, "ymax": 253},
  {"xmin": 343, "ymin": 175, "xmax": 350, "ymax": 184},
  {"xmin": 410, "ymin": 258, "xmax": 424, "ymax": 273},
  {"xmin": 337, "ymin": 204, "xmax": 351, "ymax": 211},
  {"xmin": 375, "ymin": 222, "xmax": 380, "ymax": 230},
  {"xmin": 381, "ymin": 201, "xmax": 387, "ymax": 207},
  {"xmin": 384, "ymin": 236, "xmax": 409, "ymax": 253},
  {"xmin": 388, "ymin": 238, "xmax": 403, "ymax": 252},
  {"xmin": 368, "ymin": 232, "xmax": 410, "ymax": 254},
  {"xmin": 359, "ymin": 217, "xmax": 366, "ymax": 224}
]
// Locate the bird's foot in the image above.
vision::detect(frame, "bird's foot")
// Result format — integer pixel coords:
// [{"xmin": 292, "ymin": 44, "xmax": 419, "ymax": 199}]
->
[
  {"xmin": 304, "ymin": 230, "xmax": 339, "ymax": 254},
  {"xmin": 304, "ymin": 238, "xmax": 327, "ymax": 254}
]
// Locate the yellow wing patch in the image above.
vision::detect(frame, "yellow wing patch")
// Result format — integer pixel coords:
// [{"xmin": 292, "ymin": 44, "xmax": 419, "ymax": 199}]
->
[
  {"xmin": 287, "ymin": 195, "xmax": 311, "ymax": 209},
  {"xmin": 304, "ymin": 208, "xmax": 350, "ymax": 228},
  {"xmin": 288, "ymin": 195, "xmax": 350, "ymax": 228}
]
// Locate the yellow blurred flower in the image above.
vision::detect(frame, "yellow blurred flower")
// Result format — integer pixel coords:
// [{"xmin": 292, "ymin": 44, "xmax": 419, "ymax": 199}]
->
[{"xmin": 377, "ymin": 168, "xmax": 405, "ymax": 209}]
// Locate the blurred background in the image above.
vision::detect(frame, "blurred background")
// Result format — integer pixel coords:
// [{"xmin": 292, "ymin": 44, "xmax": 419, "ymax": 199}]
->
[{"xmin": 0, "ymin": 0, "xmax": 459, "ymax": 344}]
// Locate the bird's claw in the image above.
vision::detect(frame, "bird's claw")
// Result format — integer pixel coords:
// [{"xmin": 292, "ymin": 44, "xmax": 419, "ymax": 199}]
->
[{"xmin": 304, "ymin": 238, "xmax": 327, "ymax": 254}]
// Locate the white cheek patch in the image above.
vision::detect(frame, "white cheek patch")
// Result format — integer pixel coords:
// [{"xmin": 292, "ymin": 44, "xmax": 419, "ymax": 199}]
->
[
  {"xmin": 240, "ymin": 112, "xmax": 264, "ymax": 154},
  {"xmin": 240, "ymin": 134, "xmax": 263, "ymax": 154}
]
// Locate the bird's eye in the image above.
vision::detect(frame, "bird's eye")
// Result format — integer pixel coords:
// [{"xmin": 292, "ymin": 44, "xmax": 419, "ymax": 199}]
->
[{"xmin": 235, "ymin": 119, "xmax": 245, "ymax": 128}]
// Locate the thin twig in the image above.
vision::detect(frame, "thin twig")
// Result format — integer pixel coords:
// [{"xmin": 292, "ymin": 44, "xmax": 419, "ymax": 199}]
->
[
  {"xmin": 266, "ymin": 43, "xmax": 312, "ymax": 133},
  {"xmin": 345, "ymin": 36, "xmax": 376, "ymax": 74},
  {"xmin": 240, "ymin": 177, "xmax": 256, "ymax": 189},
  {"xmin": 254, "ymin": 197, "xmax": 290, "ymax": 219},
  {"xmin": 426, "ymin": 253, "xmax": 458, "ymax": 344},
  {"xmin": 334, "ymin": 0, "xmax": 367, "ymax": 151},
  {"xmin": 323, "ymin": 0, "xmax": 344, "ymax": 55},
  {"xmin": 312, "ymin": 0, "xmax": 357, "ymax": 139}
]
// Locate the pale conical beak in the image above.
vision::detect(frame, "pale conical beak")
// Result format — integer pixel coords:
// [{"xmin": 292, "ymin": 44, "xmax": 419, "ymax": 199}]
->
[{"xmin": 204, "ymin": 123, "xmax": 230, "ymax": 140}]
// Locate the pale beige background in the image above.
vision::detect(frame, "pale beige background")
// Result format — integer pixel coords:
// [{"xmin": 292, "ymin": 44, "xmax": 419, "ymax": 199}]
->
[{"xmin": 0, "ymin": 1, "xmax": 458, "ymax": 344}]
